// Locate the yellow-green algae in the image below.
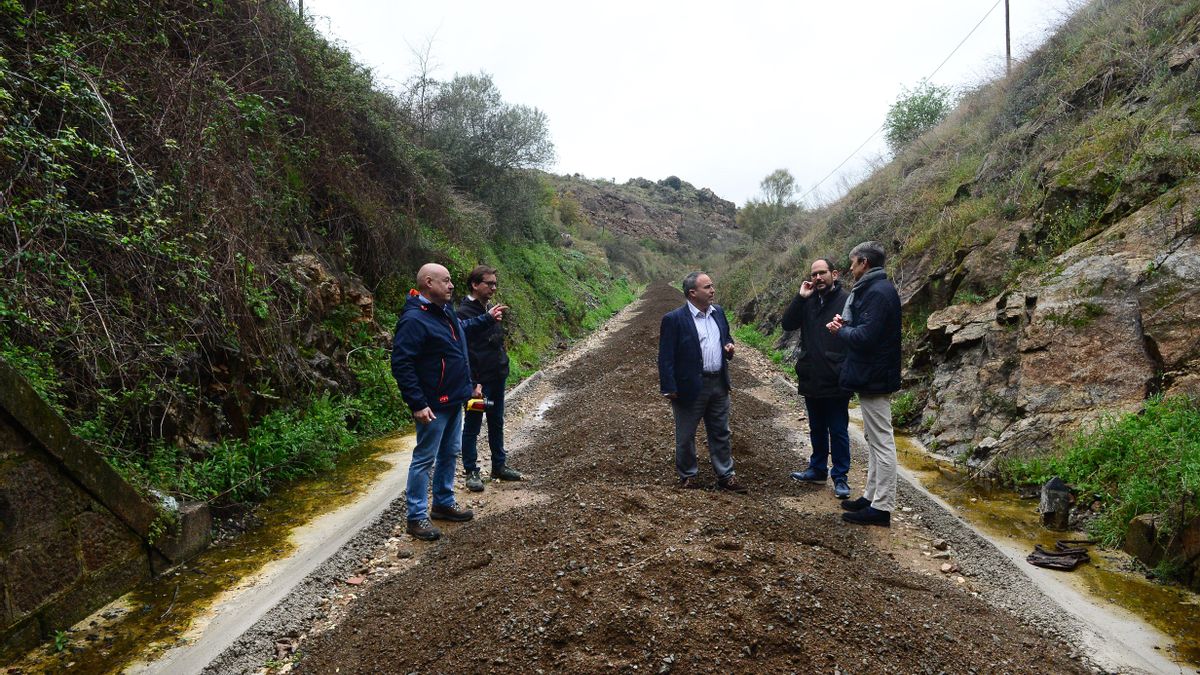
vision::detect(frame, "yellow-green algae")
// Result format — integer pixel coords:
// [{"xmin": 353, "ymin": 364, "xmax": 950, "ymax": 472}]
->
[
  {"xmin": 893, "ymin": 433, "xmax": 1200, "ymax": 667},
  {"xmin": 10, "ymin": 434, "xmax": 409, "ymax": 673}
]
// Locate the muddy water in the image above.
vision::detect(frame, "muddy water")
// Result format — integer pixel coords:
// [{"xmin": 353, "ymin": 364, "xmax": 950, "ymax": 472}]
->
[
  {"xmin": 895, "ymin": 433, "xmax": 1200, "ymax": 666},
  {"xmin": 8, "ymin": 436, "xmax": 405, "ymax": 674}
]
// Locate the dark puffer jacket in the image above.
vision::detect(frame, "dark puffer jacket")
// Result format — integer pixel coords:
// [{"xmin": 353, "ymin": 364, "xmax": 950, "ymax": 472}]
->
[
  {"xmin": 780, "ymin": 285, "xmax": 849, "ymax": 398},
  {"xmin": 835, "ymin": 272, "xmax": 902, "ymax": 395},
  {"xmin": 456, "ymin": 296, "xmax": 510, "ymax": 384},
  {"xmin": 391, "ymin": 292, "xmax": 494, "ymax": 411}
]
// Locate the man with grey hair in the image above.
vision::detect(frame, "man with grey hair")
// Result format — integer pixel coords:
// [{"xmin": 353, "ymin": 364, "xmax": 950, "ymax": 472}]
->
[
  {"xmin": 657, "ymin": 272, "xmax": 747, "ymax": 493},
  {"xmin": 826, "ymin": 242, "xmax": 902, "ymax": 527}
]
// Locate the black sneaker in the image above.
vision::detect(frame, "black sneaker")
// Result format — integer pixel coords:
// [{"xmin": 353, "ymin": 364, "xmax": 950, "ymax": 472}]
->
[
  {"xmin": 431, "ymin": 503, "xmax": 475, "ymax": 522},
  {"xmin": 678, "ymin": 476, "xmax": 702, "ymax": 489},
  {"xmin": 465, "ymin": 469, "xmax": 484, "ymax": 492},
  {"xmin": 406, "ymin": 518, "xmax": 441, "ymax": 541},
  {"xmin": 842, "ymin": 506, "xmax": 891, "ymax": 527},
  {"xmin": 840, "ymin": 496, "xmax": 870, "ymax": 512},
  {"xmin": 491, "ymin": 465, "xmax": 524, "ymax": 481}
]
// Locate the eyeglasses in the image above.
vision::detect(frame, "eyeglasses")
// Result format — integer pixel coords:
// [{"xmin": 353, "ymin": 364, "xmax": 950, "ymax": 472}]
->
[{"xmin": 482, "ymin": 281, "xmax": 498, "ymax": 288}]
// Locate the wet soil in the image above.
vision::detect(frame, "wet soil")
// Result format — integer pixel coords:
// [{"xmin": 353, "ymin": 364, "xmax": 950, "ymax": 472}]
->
[{"xmin": 295, "ymin": 284, "xmax": 1086, "ymax": 674}]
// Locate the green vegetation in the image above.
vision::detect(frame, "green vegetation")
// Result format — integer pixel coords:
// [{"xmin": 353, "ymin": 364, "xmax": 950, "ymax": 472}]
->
[
  {"xmin": 733, "ymin": 325, "xmax": 789, "ymax": 366},
  {"xmin": 884, "ymin": 79, "xmax": 955, "ymax": 154},
  {"xmin": 0, "ymin": 0, "xmax": 642, "ymax": 507},
  {"xmin": 52, "ymin": 630, "xmax": 68, "ymax": 653},
  {"xmin": 890, "ymin": 391, "xmax": 921, "ymax": 428},
  {"xmin": 1002, "ymin": 396, "xmax": 1200, "ymax": 553}
]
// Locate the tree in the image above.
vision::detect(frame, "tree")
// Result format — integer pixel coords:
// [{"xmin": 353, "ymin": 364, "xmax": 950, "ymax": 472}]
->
[
  {"xmin": 759, "ymin": 168, "xmax": 796, "ymax": 209},
  {"xmin": 424, "ymin": 73, "xmax": 555, "ymax": 189},
  {"xmin": 738, "ymin": 168, "xmax": 800, "ymax": 240},
  {"xmin": 884, "ymin": 79, "xmax": 954, "ymax": 154}
]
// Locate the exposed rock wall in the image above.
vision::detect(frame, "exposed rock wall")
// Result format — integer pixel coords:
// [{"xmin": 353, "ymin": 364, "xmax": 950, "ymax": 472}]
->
[
  {"xmin": 912, "ymin": 179, "xmax": 1200, "ymax": 465},
  {"xmin": 553, "ymin": 174, "xmax": 737, "ymax": 244}
]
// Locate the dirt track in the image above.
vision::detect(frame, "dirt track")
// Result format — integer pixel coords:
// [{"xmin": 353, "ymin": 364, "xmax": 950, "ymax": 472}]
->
[{"xmin": 294, "ymin": 283, "xmax": 1085, "ymax": 674}]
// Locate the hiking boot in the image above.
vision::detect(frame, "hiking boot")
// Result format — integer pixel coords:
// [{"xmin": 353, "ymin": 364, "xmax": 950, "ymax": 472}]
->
[
  {"xmin": 465, "ymin": 469, "xmax": 484, "ymax": 492},
  {"xmin": 790, "ymin": 468, "xmax": 827, "ymax": 484},
  {"xmin": 491, "ymin": 465, "xmax": 524, "ymax": 481},
  {"xmin": 840, "ymin": 496, "xmax": 870, "ymax": 512},
  {"xmin": 842, "ymin": 506, "xmax": 891, "ymax": 527},
  {"xmin": 406, "ymin": 518, "xmax": 441, "ymax": 541},
  {"xmin": 678, "ymin": 476, "xmax": 702, "ymax": 489},
  {"xmin": 717, "ymin": 475, "xmax": 749, "ymax": 494},
  {"xmin": 833, "ymin": 477, "xmax": 851, "ymax": 499},
  {"xmin": 430, "ymin": 503, "xmax": 475, "ymax": 522}
]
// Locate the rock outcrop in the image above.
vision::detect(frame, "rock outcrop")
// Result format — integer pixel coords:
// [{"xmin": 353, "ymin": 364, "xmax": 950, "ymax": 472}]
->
[
  {"xmin": 912, "ymin": 179, "xmax": 1200, "ymax": 465},
  {"xmin": 551, "ymin": 174, "xmax": 737, "ymax": 244}
]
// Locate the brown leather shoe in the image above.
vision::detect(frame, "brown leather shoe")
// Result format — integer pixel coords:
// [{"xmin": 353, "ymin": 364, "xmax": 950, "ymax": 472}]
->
[
  {"xmin": 406, "ymin": 518, "xmax": 441, "ymax": 541},
  {"xmin": 678, "ymin": 476, "xmax": 702, "ymax": 489},
  {"xmin": 717, "ymin": 475, "xmax": 748, "ymax": 494},
  {"xmin": 431, "ymin": 502, "xmax": 475, "ymax": 522}
]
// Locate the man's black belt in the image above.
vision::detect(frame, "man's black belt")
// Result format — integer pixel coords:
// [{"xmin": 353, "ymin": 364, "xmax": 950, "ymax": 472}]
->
[{"xmin": 702, "ymin": 371, "xmax": 722, "ymax": 377}]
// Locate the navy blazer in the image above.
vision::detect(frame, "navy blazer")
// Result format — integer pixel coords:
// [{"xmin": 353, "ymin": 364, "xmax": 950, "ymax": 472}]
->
[{"xmin": 658, "ymin": 303, "xmax": 734, "ymax": 402}]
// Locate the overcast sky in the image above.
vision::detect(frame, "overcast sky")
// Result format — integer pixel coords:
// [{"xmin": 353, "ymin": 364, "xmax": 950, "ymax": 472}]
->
[{"xmin": 304, "ymin": 1, "xmax": 1083, "ymax": 207}]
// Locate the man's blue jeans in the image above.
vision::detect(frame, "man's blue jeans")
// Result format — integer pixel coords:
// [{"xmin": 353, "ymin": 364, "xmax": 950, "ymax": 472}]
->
[
  {"xmin": 406, "ymin": 405, "xmax": 463, "ymax": 521},
  {"xmin": 803, "ymin": 395, "xmax": 851, "ymax": 480},
  {"xmin": 462, "ymin": 377, "xmax": 506, "ymax": 472}
]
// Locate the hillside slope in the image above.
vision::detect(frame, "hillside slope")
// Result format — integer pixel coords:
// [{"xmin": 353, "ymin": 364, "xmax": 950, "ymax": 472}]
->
[
  {"xmin": 726, "ymin": 0, "xmax": 1200, "ymax": 467},
  {"xmin": 0, "ymin": 0, "xmax": 651, "ymax": 501}
]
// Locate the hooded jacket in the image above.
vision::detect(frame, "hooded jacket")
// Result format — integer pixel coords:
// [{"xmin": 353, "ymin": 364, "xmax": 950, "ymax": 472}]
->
[{"xmin": 391, "ymin": 291, "xmax": 495, "ymax": 411}]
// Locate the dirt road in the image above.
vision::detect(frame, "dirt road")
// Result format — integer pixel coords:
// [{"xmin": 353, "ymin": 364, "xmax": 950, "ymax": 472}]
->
[{"xmin": 258, "ymin": 283, "xmax": 1084, "ymax": 674}]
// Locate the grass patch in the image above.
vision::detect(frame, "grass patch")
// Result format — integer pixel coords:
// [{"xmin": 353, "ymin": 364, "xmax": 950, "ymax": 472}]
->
[
  {"xmin": 733, "ymin": 324, "xmax": 789, "ymax": 366},
  {"xmin": 1001, "ymin": 395, "xmax": 1200, "ymax": 552}
]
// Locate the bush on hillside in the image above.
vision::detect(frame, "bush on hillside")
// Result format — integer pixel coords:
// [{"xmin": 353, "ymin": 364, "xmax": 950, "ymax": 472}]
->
[{"xmin": 884, "ymin": 79, "xmax": 954, "ymax": 154}]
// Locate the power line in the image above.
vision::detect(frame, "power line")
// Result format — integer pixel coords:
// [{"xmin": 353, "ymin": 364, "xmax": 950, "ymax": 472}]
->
[{"xmin": 798, "ymin": 0, "xmax": 1006, "ymax": 204}]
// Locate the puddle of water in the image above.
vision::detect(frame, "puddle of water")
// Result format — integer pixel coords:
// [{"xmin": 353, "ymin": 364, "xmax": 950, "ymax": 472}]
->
[
  {"xmin": 9, "ymin": 434, "xmax": 410, "ymax": 673},
  {"xmin": 894, "ymin": 433, "xmax": 1200, "ymax": 667}
]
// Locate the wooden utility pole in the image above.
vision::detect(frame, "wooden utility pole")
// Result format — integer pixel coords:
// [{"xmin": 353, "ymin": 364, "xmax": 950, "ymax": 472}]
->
[
  {"xmin": 298, "ymin": 0, "xmax": 304, "ymax": 18},
  {"xmin": 1005, "ymin": 0, "xmax": 1012, "ymax": 77}
]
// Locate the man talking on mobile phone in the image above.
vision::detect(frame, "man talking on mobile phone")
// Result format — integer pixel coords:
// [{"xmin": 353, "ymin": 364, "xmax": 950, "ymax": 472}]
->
[{"xmin": 781, "ymin": 258, "xmax": 852, "ymax": 499}]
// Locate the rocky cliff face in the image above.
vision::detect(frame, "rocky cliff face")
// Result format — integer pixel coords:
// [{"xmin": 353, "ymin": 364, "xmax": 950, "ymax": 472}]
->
[
  {"xmin": 552, "ymin": 175, "xmax": 738, "ymax": 245},
  {"xmin": 908, "ymin": 179, "xmax": 1200, "ymax": 466}
]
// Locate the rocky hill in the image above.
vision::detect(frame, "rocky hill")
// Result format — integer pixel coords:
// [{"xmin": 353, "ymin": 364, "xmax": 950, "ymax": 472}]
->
[
  {"xmin": 725, "ymin": 0, "xmax": 1200, "ymax": 468},
  {"xmin": 546, "ymin": 174, "xmax": 741, "ymax": 278}
]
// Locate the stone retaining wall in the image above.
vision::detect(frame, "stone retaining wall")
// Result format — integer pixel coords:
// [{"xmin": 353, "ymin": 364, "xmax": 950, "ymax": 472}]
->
[{"xmin": 0, "ymin": 360, "xmax": 211, "ymax": 658}]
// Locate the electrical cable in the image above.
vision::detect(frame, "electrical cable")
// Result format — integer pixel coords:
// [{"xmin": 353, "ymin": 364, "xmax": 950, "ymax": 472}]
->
[{"xmin": 798, "ymin": 0, "xmax": 1006, "ymax": 204}]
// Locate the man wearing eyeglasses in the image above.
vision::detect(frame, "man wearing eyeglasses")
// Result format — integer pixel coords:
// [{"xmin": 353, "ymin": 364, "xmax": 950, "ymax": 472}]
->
[
  {"xmin": 781, "ymin": 257, "xmax": 852, "ymax": 499},
  {"xmin": 826, "ymin": 241, "xmax": 902, "ymax": 527},
  {"xmin": 457, "ymin": 265, "xmax": 524, "ymax": 492}
]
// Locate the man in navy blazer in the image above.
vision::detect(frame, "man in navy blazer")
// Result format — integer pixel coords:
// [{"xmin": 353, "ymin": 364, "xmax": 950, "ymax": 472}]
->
[{"xmin": 658, "ymin": 272, "xmax": 748, "ymax": 493}]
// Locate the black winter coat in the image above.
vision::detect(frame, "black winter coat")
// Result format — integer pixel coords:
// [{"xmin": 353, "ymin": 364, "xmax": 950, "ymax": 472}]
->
[
  {"xmin": 456, "ymin": 296, "xmax": 510, "ymax": 384},
  {"xmin": 780, "ymin": 286, "xmax": 849, "ymax": 398},
  {"xmin": 834, "ymin": 271, "xmax": 902, "ymax": 395}
]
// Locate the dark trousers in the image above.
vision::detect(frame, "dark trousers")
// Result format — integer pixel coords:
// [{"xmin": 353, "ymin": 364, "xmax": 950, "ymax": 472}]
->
[
  {"xmin": 671, "ymin": 374, "xmax": 735, "ymax": 480},
  {"xmin": 803, "ymin": 395, "xmax": 851, "ymax": 480},
  {"xmin": 462, "ymin": 377, "xmax": 506, "ymax": 472}
]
